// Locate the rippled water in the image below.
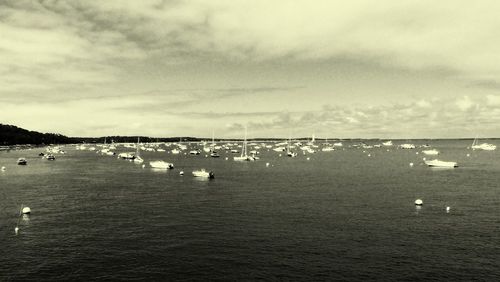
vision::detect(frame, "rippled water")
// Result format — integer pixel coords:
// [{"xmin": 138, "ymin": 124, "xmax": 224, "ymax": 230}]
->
[{"xmin": 1, "ymin": 140, "xmax": 499, "ymax": 281}]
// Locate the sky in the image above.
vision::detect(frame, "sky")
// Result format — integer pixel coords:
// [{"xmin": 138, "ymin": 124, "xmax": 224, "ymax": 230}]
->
[{"xmin": 2, "ymin": 0, "xmax": 500, "ymax": 138}]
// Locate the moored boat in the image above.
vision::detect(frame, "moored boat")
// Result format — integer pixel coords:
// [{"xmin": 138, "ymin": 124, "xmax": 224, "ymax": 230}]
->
[{"xmin": 424, "ymin": 159, "xmax": 458, "ymax": 168}]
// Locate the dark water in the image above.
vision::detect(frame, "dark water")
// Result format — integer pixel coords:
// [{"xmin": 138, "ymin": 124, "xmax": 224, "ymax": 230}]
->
[{"xmin": 1, "ymin": 140, "xmax": 499, "ymax": 281}]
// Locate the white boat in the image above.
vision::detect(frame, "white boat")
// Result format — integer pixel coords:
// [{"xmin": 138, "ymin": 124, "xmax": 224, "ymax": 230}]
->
[
  {"xmin": 149, "ymin": 160, "xmax": 174, "ymax": 169},
  {"xmin": 333, "ymin": 142, "xmax": 343, "ymax": 147},
  {"xmin": 133, "ymin": 137, "xmax": 144, "ymax": 163},
  {"xmin": 424, "ymin": 159, "xmax": 458, "ymax": 168},
  {"xmin": 192, "ymin": 169, "xmax": 214, "ymax": 179},
  {"xmin": 189, "ymin": 150, "xmax": 201, "ymax": 155},
  {"xmin": 471, "ymin": 137, "xmax": 496, "ymax": 151},
  {"xmin": 422, "ymin": 149, "xmax": 439, "ymax": 155},
  {"xmin": 382, "ymin": 140, "xmax": 393, "ymax": 146},
  {"xmin": 322, "ymin": 147, "xmax": 335, "ymax": 152},
  {"xmin": 234, "ymin": 126, "xmax": 256, "ymax": 161},
  {"xmin": 118, "ymin": 152, "xmax": 135, "ymax": 159},
  {"xmin": 171, "ymin": 149, "xmax": 180, "ymax": 154},
  {"xmin": 400, "ymin": 143, "xmax": 416, "ymax": 149},
  {"xmin": 17, "ymin": 158, "xmax": 27, "ymax": 165}
]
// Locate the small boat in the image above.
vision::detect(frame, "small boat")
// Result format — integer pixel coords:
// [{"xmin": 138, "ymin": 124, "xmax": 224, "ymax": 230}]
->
[
  {"xmin": 149, "ymin": 160, "xmax": 174, "ymax": 169},
  {"xmin": 133, "ymin": 137, "xmax": 144, "ymax": 163},
  {"xmin": 425, "ymin": 159, "xmax": 458, "ymax": 168},
  {"xmin": 171, "ymin": 149, "xmax": 180, "ymax": 154},
  {"xmin": 382, "ymin": 141, "xmax": 393, "ymax": 146},
  {"xmin": 422, "ymin": 149, "xmax": 439, "ymax": 155},
  {"xmin": 192, "ymin": 169, "xmax": 215, "ymax": 179},
  {"xmin": 17, "ymin": 158, "xmax": 27, "ymax": 165},
  {"xmin": 118, "ymin": 152, "xmax": 135, "ymax": 159},
  {"xmin": 189, "ymin": 150, "xmax": 201, "ymax": 155},
  {"xmin": 234, "ymin": 127, "xmax": 256, "ymax": 162},
  {"xmin": 400, "ymin": 143, "xmax": 416, "ymax": 149},
  {"xmin": 46, "ymin": 154, "xmax": 56, "ymax": 160},
  {"xmin": 38, "ymin": 152, "xmax": 45, "ymax": 157},
  {"xmin": 210, "ymin": 151, "xmax": 220, "ymax": 158},
  {"xmin": 321, "ymin": 147, "xmax": 335, "ymax": 152}
]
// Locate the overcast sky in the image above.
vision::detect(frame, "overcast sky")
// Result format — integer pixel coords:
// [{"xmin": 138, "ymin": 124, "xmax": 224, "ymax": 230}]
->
[{"xmin": 1, "ymin": 0, "xmax": 500, "ymax": 138}]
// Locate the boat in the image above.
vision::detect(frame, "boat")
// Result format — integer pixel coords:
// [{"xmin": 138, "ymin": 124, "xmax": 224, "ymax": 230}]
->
[
  {"xmin": 210, "ymin": 151, "xmax": 220, "ymax": 158},
  {"xmin": 118, "ymin": 152, "xmax": 135, "ymax": 159},
  {"xmin": 17, "ymin": 158, "xmax": 27, "ymax": 165},
  {"xmin": 286, "ymin": 135, "xmax": 297, "ymax": 157},
  {"xmin": 171, "ymin": 149, "xmax": 180, "ymax": 154},
  {"xmin": 192, "ymin": 169, "xmax": 215, "ymax": 179},
  {"xmin": 133, "ymin": 137, "xmax": 144, "ymax": 163},
  {"xmin": 189, "ymin": 149, "xmax": 201, "ymax": 155},
  {"xmin": 424, "ymin": 159, "xmax": 458, "ymax": 168},
  {"xmin": 234, "ymin": 127, "xmax": 256, "ymax": 161},
  {"xmin": 400, "ymin": 143, "xmax": 416, "ymax": 149},
  {"xmin": 149, "ymin": 160, "xmax": 174, "ymax": 169},
  {"xmin": 333, "ymin": 142, "xmax": 343, "ymax": 147},
  {"xmin": 471, "ymin": 137, "xmax": 496, "ymax": 151},
  {"xmin": 422, "ymin": 149, "xmax": 439, "ymax": 155},
  {"xmin": 321, "ymin": 147, "xmax": 335, "ymax": 152},
  {"xmin": 46, "ymin": 154, "xmax": 56, "ymax": 160},
  {"xmin": 382, "ymin": 140, "xmax": 393, "ymax": 146}
]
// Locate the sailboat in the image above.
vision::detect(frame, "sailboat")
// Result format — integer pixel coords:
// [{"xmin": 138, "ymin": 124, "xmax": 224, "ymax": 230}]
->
[
  {"xmin": 286, "ymin": 135, "xmax": 297, "ymax": 157},
  {"xmin": 209, "ymin": 130, "xmax": 220, "ymax": 157},
  {"xmin": 133, "ymin": 137, "xmax": 144, "ymax": 163},
  {"xmin": 471, "ymin": 136, "xmax": 496, "ymax": 151},
  {"xmin": 234, "ymin": 126, "xmax": 256, "ymax": 161}
]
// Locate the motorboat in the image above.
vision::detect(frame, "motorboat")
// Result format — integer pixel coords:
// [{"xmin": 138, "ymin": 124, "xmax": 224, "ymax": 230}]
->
[
  {"xmin": 321, "ymin": 147, "xmax": 335, "ymax": 152},
  {"xmin": 17, "ymin": 158, "xmax": 27, "ymax": 165},
  {"xmin": 400, "ymin": 143, "xmax": 416, "ymax": 149},
  {"xmin": 424, "ymin": 159, "xmax": 458, "ymax": 168},
  {"xmin": 118, "ymin": 152, "xmax": 135, "ymax": 159},
  {"xmin": 422, "ymin": 149, "xmax": 439, "ymax": 155},
  {"xmin": 210, "ymin": 151, "xmax": 220, "ymax": 158},
  {"xmin": 46, "ymin": 154, "xmax": 56, "ymax": 160},
  {"xmin": 149, "ymin": 160, "xmax": 174, "ymax": 169},
  {"xmin": 382, "ymin": 140, "xmax": 393, "ymax": 146},
  {"xmin": 192, "ymin": 169, "xmax": 215, "ymax": 179}
]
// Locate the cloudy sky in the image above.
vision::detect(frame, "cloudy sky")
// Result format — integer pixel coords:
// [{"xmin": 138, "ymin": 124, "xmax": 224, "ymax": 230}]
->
[{"xmin": 2, "ymin": 0, "xmax": 500, "ymax": 138}]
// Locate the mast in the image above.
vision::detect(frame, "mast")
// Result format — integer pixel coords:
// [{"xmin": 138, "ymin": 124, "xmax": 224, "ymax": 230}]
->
[
  {"xmin": 136, "ymin": 137, "xmax": 140, "ymax": 157},
  {"xmin": 241, "ymin": 126, "xmax": 247, "ymax": 157}
]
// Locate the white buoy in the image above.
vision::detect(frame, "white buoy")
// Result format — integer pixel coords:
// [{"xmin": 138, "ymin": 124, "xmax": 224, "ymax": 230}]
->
[
  {"xmin": 466, "ymin": 153, "xmax": 470, "ymax": 157},
  {"xmin": 179, "ymin": 171, "xmax": 184, "ymax": 175},
  {"xmin": 1, "ymin": 166, "xmax": 5, "ymax": 171},
  {"xmin": 15, "ymin": 227, "xmax": 19, "ymax": 234},
  {"xmin": 409, "ymin": 162, "xmax": 414, "ymax": 167},
  {"xmin": 367, "ymin": 154, "xmax": 371, "ymax": 157},
  {"xmin": 307, "ymin": 157, "xmax": 310, "ymax": 161},
  {"xmin": 422, "ymin": 157, "xmax": 426, "ymax": 161},
  {"xmin": 225, "ymin": 157, "xmax": 228, "ymax": 160},
  {"xmin": 266, "ymin": 163, "xmax": 270, "ymax": 167},
  {"xmin": 142, "ymin": 164, "xmax": 145, "ymax": 168},
  {"xmin": 22, "ymin": 207, "xmax": 31, "ymax": 214},
  {"xmin": 416, "ymin": 152, "xmax": 419, "ymax": 155},
  {"xmin": 279, "ymin": 154, "xmax": 282, "ymax": 157},
  {"xmin": 415, "ymin": 199, "xmax": 423, "ymax": 206},
  {"xmin": 446, "ymin": 206, "xmax": 450, "ymax": 213}
]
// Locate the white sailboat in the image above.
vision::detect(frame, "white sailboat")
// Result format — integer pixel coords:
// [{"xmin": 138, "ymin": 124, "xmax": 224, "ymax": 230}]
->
[
  {"xmin": 133, "ymin": 137, "xmax": 144, "ymax": 163},
  {"xmin": 192, "ymin": 169, "xmax": 214, "ymax": 178},
  {"xmin": 471, "ymin": 136, "xmax": 496, "ymax": 151},
  {"xmin": 286, "ymin": 135, "xmax": 297, "ymax": 157},
  {"xmin": 234, "ymin": 126, "xmax": 256, "ymax": 161}
]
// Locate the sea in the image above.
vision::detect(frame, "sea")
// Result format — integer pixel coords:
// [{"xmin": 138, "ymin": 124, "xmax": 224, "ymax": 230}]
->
[{"xmin": 1, "ymin": 140, "xmax": 499, "ymax": 281}]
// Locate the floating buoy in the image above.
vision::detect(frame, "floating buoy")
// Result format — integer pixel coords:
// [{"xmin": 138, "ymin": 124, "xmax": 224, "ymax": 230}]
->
[
  {"xmin": 367, "ymin": 154, "xmax": 371, "ymax": 157},
  {"xmin": 279, "ymin": 154, "xmax": 282, "ymax": 157},
  {"xmin": 266, "ymin": 163, "xmax": 270, "ymax": 167},
  {"xmin": 422, "ymin": 157, "xmax": 426, "ymax": 161},
  {"xmin": 1, "ymin": 166, "xmax": 5, "ymax": 171},
  {"xmin": 22, "ymin": 207, "xmax": 31, "ymax": 214},
  {"xmin": 179, "ymin": 171, "xmax": 184, "ymax": 175},
  {"xmin": 416, "ymin": 152, "xmax": 419, "ymax": 155},
  {"xmin": 225, "ymin": 157, "xmax": 228, "ymax": 160},
  {"xmin": 15, "ymin": 227, "xmax": 19, "ymax": 235},
  {"xmin": 409, "ymin": 162, "xmax": 414, "ymax": 167},
  {"xmin": 446, "ymin": 206, "xmax": 450, "ymax": 213},
  {"xmin": 415, "ymin": 199, "xmax": 423, "ymax": 206},
  {"xmin": 466, "ymin": 153, "xmax": 470, "ymax": 157},
  {"xmin": 142, "ymin": 164, "xmax": 145, "ymax": 168},
  {"xmin": 306, "ymin": 157, "xmax": 310, "ymax": 161}
]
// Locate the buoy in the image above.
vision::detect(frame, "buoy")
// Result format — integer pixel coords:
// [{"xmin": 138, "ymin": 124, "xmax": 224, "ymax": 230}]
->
[
  {"xmin": 415, "ymin": 199, "xmax": 423, "ymax": 206},
  {"xmin": 225, "ymin": 157, "xmax": 228, "ymax": 160},
  {"xmin": 22, "ymin": 207, "xmax": 31, "ymax": 214},
  {"xmin": 416, "ymin": 152, "xmax": 419, "ymax": 155},
  {"xmin": 409, "ymin": 162, "xmax": 414, "ymax": 167},
  {"xmin": 1, "ymin": 166, "xmax": 5, "ymax": 171},
  {"xmin": 279, "ymin": 154, "xmax": 282, "ymax": 157},
  {"xmin": 367, "ymin": 154, "xmax": 371, "ymax": 157},
  {"xmin": 466, "ymin": 153, "xmax": 470, "ymax": 157},
  {"xmin": 15, "ymin": 227, "xmax": 19, "ymax": 234},
  {"xmin": 142, "ymin": 164, "xmax": 145, "ymax": 168},
  {"xmin": 306, "ymin": 157, "xmax": 310, "ymax": 161},
  {"xmin": 422, "ymin": 157, "xmax": 426, "ymax": 161},
  {"xmin": 266, "ymin": 163, "xmax": 270, "ymax": 167},
  {"xmin": 179, "ymin": 171, "xmax": 184, "ymax": 175},
  {"xmin": 446, "ymin": 206, "xmax": 450, "ymax": 213}
]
